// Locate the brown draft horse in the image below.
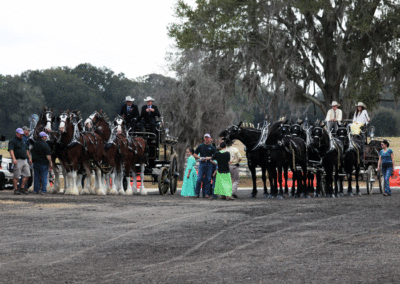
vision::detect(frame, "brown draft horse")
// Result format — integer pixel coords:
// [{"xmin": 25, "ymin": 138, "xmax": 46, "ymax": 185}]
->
[
  {"xmin": 112, "ymin": 115, "xmax": 148, "ymax": 195},
  {"xmin": 26, "ymin": 107, "xmax": 56, "ymax": 192},
  {"xmin": 84, "ymin": 111, "xmax": 123, "ymax": 195},
  {"xmin": 56, "ymin": 110, "xmax": 105, "ymax": 195}
]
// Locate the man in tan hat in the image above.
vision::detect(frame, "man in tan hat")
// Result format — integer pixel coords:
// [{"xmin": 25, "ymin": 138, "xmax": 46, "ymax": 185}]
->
[
  {"xmin": 140, "ymin": 96, "xmax": 160, "ymax": 134},
  {"xmin": 325, "ymin": 101, "xmax": 342, "ymax": 133},
  {"xmin": 119, "ymin": 96, "xmax": 140, "ymax": 131}
]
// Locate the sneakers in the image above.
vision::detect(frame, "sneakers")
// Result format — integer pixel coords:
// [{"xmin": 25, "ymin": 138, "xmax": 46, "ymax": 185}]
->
[
  {"xmin": 232, "ymin": 194, "xmax": 239, "ymax": 199},
  {"xmin": 14, "ymin": 189, "xmax": 22, "ymax": 195}
]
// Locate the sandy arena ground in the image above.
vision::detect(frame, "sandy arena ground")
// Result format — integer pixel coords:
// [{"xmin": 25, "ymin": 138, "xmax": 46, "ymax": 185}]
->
[{"xmin": 1, "ymin": 187, "xmax": 400, "ymax": 284}]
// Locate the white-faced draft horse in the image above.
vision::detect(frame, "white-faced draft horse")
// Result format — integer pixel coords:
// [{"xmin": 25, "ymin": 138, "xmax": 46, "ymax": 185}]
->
[
  {"xmin": 56, "ymin": 110, "xmax": 106, "ymax": 195},
  {"xmin": 84, "ymin": 111, "xmax": 127, "ymax": 195},
  {"xmin": 112, "ymin": 116, "xmax": 148, "ymax": 195}
]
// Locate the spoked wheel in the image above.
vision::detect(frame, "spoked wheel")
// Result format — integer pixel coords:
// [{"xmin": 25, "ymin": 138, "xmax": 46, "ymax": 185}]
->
[
  {"xmin": 158, "ymin": 167, "xmax": 170, "ymax": 195},
  {"xmin": 366, "ymin": 165, "xmax": 375, "ymax": 194},
  {"xmin": 169, "ymin": 155, "xmax": 178, "ymax": 195},
  {"xmin": 378, "ymin": 169, "xmax": 384, "ymax": 194}
]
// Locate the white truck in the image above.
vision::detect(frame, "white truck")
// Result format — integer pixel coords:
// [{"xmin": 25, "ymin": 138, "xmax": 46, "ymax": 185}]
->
[{"xmin": 0, "ymin": 155, "xmax": 33, "ymax": 190}]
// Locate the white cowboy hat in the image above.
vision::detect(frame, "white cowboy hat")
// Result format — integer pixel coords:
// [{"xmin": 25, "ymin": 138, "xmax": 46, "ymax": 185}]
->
[
  {"xmin": 330, "ymin": 101, "xmax": 340, "ymax": 107},
  {"xmin": 144, "ymin": 96, "xmax": 155, "ymax": 102},
  {"xmin": 125, "ymin": 96, "xmax": 134, "ymax": 102},
  {"xmin": 355, "ymin": 102, "xmax": 366, "ymax": 108}
]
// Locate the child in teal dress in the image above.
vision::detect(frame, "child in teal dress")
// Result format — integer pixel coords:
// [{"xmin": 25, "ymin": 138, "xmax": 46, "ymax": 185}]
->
[{"xmin": 181, "ymin": 148, "xmax": 197, "ymax": 197}]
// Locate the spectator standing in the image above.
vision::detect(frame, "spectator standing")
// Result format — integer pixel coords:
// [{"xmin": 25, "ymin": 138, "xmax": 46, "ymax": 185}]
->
[
  {"xmin": 180, "ymin": 148, "xmax": 197, "ymax": 197},
  {"xmin": 325, "ymin": 101, "xmax": 342, "ymax": 133},
  {"xmin": 31, "ymin": 132, "xmax": 53, "ymax": 194},
  {"xmin": 119, "ymin": 96, "xmax": 140, "ymax": 131},
  {"xmin": 226, "ymin": 141, "xmax": 242, "ymax": 198},
  {"xmin": 22, "ymin": 126, "xmax": 30, "ymax": 147},
  {"xmin": 140, "ymin": 96, "xmax": 160, "ymax": 134},
  {"xmin": 193, "ymin": 134, "xmax": 216, "ymax": 198},
  {"xmin": 377, "ymin": 139, "xmax": 394, "ymax": 196},
  {"xmin": 8, "ymin": 128, "xmax": 32, "ymax": 195},
  {"xmin": 19, "ymin": 126, "xmax": 31, "ymax": 192},
  {"xmin": 210, "ymin": 141, "xmax": 233, "ymax": 200}
]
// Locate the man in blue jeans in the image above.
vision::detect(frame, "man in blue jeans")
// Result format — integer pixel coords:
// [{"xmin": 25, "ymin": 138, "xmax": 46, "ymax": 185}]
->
[
  {"xmin": 31, "ymin": 132, "xmax": 53, "ymax": 194},
  {"xmin": 193, "ymin": 134, "xmax": 216, "ymax": 198}
]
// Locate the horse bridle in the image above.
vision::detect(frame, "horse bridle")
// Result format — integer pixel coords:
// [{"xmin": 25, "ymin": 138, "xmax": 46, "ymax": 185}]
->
[{"xmin": 85, "ymin": 111, "xmax": 101, "ymax": 129}]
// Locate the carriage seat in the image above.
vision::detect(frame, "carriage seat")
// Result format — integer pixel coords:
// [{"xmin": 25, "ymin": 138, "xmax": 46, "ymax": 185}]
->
[{"xmin": 132, "ymin": 120, "xmax": 161, "ymax": 132}]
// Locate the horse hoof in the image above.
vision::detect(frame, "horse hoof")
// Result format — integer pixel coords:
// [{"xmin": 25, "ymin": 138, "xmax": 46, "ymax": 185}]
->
[
  {"xmin": 249, "ymin": 195, "xmax": 257, "ymax": 199},
  {"xmin": 266, "ymin": 194, "xmax": 274, "ymax": 199},
  {"xmin": 347, "ymin": 192, "xmax": 354, "ymax": 197},
  {"xmin": 331, "ymin": 194, "xmax": 336, "ymax": 198},
  {"xmin": 276, "ymin": 195, "xmax": 284, "ymax": 200},
  {"xmin": 357, "ymin": 192, "xmax": 362, "ymax": 196}
]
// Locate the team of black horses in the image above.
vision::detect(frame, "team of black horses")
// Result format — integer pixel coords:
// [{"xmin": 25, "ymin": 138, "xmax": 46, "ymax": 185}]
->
[{"xmin": 221, "ymin": 118, "xmax": 365, "ymax": 198}]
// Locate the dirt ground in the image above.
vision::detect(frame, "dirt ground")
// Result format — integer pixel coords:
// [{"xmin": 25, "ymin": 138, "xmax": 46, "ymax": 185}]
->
[{"xmin": 1, "ymin": 187, "xmax": 399, "ymax": 284}]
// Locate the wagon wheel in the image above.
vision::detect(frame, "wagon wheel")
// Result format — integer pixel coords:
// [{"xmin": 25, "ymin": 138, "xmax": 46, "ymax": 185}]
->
[
  {"xmin": 377, "ymin": 169, "xmax": 384, "ymax": 194},
  {"xmin": 169, "ymin": 155, "xmax": 178, "ymax": 195},
  {"xmin": 366, "ymin": 165, "xmax": 375, "ymax": 195},
  {"xmin": 158, "ymin": 167, "xmax": 170, "ymax": 195}
]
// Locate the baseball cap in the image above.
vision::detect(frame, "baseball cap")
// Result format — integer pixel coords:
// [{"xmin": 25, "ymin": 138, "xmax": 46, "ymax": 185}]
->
[
  {"xmin": 204, "ymin": 133, "xmax": 211, "ymax": 138},
  {"xmin": 39, "ymin": 132, "xmax": 49, "ymax": 138},
  {"xmin": 16, "ymin": 128, "xmax": 24, "ymax": 135},
  {"xmin": 22, "ymin": 126, "xmax": 30, "ymax": 131}
]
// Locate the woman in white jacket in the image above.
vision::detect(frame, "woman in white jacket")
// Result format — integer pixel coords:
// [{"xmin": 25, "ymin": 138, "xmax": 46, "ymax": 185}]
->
[{"xmin": 351, "ymin": 102, "xmax": 370, "ymax": 135}]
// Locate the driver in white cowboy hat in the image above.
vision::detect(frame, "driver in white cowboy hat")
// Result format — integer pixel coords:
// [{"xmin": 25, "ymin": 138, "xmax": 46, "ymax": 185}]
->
[
  {"xmin": 140, "ymin": 96, "xmax": 160, "ymax": 134},
  {"xmin": 352, "ymin": 102, "xmax": 370, "ymax": 125},
  {"xmin": 325, "ymin": 101, "xmax": 342, "ymax": 133},
  {"xmin": 351, "ymin": 102, "xmax": 370, "ymax": 164},
  {"xmin": 119, "ymin": 96, "xmax": 140, "ymax": 131}
]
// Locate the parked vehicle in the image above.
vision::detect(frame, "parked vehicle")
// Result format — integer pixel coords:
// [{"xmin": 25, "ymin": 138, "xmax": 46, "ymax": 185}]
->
[{"xmin": 0, "ymin": 155, "xmax": 33, "ymax": 190}]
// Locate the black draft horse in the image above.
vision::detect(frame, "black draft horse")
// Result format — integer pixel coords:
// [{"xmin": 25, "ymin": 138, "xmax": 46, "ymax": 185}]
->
[
  {"xmin": 336, "ymin": 124, "xmax": 362, "ymax": 196},
  {"xmin": 291, "ymin": 121, "xmax": 324, "ymax": 196},
  {"xmin": 311, "ymin": 123, "xmax": 344, "ymax": 197},
  {"xmin": 221, "ymin": 122, "xmax": 269, "ymax": 198},
  {"xmin": 275, "ymin": 122, "xmax": 308, "ymax": 197}
]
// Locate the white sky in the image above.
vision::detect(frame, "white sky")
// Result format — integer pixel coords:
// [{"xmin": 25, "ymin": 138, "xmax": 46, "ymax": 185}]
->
[{"xmin": 0, "ymin": 0, "xmax": 194, "ymax": 80}]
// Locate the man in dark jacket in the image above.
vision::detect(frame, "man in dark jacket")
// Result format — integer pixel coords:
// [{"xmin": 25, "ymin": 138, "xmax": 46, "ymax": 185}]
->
[
  {"xmin": 119, "ymin": 96, "xmax": 140, "ymax": 131},
  {"xmin": 140, "ymin": 96, "xmax": 160, "ymax": 134},
  {"xmin": 8, "ymin": 128, "xmax": 32, "ymax": 195},
  {"xmin": 31, "ymin": 132, "xmax": 53, "ymax": 194}
]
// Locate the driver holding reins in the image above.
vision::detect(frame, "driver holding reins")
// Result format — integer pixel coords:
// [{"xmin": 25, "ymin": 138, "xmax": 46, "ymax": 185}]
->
[
  {"xmin": 325, "ymin": 101, "xmax": 342, "ymax": 134},
  {"xmin": 119, "ymin": 96, "xmax": 140, "ymax": 131}
]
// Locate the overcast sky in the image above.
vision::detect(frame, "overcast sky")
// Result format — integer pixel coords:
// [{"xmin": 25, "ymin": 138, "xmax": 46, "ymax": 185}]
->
[{"xmin": 0, "ymin": 0, "xmax": 194, "ymax": 79}]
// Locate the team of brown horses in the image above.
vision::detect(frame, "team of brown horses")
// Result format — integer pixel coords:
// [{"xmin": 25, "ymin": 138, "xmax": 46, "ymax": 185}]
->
[{"xmin": 30, "ymin": 107, "xmax": 148, "ymax": 195}]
